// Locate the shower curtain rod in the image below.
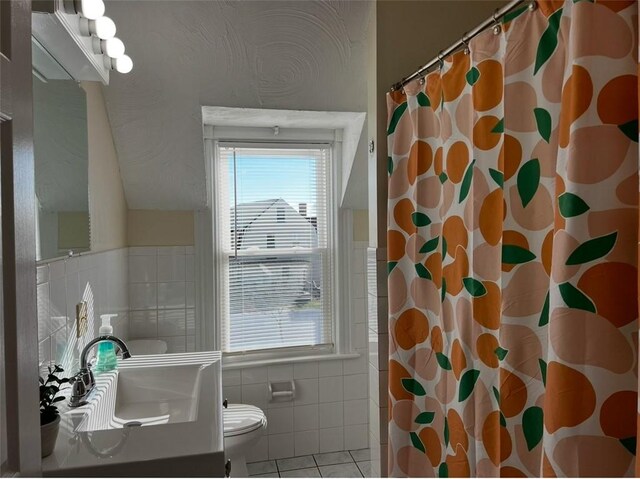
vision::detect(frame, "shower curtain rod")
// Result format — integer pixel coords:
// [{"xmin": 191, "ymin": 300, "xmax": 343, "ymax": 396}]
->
[{"xmin": 390, "ymin": 0, "xmax": 532, "ymax": 92}]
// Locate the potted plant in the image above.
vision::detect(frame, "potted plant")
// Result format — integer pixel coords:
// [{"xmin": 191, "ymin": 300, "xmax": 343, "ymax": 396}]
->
[{"xmin": 39, "ymin": 364, "xmax": 69, "ymax": 458}]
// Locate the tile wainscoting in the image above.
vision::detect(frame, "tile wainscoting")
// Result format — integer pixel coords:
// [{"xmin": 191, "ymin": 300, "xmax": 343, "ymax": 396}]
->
[
  {"xmin": 127, "ymin": 246, "xmax": 196, "ymax": 352},
  {"xmin": 36, "ymin": 248, "xmax": 129, "ymax": 373}
]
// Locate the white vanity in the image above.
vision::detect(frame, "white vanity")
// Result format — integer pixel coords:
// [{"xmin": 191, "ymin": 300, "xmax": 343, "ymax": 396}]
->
[{"xmin": 42, "ymin": 352, "xmax": 225, "ymax": 477}]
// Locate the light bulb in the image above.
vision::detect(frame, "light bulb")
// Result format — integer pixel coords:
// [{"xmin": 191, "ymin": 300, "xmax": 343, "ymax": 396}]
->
[
  {"xmin": 104, "ymin": 54, "xmax": 133, "ymax": 74},
  {"xmin": 113, "ymin": 55, "xmax": 133, "ymax": 74},
  {"xmin": 79, "ymin": 16, "xmax": 116, "ymax": 39},
  {"xmin": 102, "ymin": 37, "xmax": 125, "ymax": 58},
  {"xmin": 74, "ymin": 0, "xmax": 105, "ymax": 20},
  {"xmin": 92, "ymin": 17, "xmax": 116, "ymax": 39}
]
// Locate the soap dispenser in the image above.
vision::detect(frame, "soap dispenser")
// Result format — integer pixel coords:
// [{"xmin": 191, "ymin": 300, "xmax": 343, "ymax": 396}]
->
[{"xmin": 94, "ymin": 314, "xmax": 118, "ymax": 372}]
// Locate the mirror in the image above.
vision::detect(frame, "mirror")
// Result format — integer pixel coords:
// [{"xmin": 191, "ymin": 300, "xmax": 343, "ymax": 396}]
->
[{"xmin": 33, "ymin": 41, "xmax": 90, "ymax": 261}]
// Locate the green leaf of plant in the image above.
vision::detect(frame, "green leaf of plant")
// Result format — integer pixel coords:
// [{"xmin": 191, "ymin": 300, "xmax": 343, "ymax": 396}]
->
[
  {"xmin": 559, "ymin": 282, "xmax": 596, "ymax": 313},
  {"xmin": 494, "ymin": 347, "xmax": 508, "ymax": 361},
  {"xmin": 534, "ymin": 108, "xmax": 552, "ymax": 142},
  {"xmin": 517, "ymin": 159, "xmax": 540, "ymax": 208},
  {"xmin": 459, "ymin": 160, "xmax": 475, "ymax": 203},
  {"xmin": 417, "ymin": 92, "xmax": 431, "ymax": 107},
  {"xmin": 402, "ymin": 378, "xmax": 427, "ymax": 396},
  {"xmin": 412, "ymin": 212, "xmax": 432, "ymax": 227},
  {"xmin": 620, "ymin": 437, "xmax": 637, "ymax": 455},
  {"xmin": 618, "ymin": 119, "xmax": 639, "ymax": 142},
  {"xmin": 439, "ymin": 463, "xmax": 449, "ymax": 478},
  {"xmin": 458, "ymin": 369, "xmax": 481, "ymax": 402},
  {"xmin": 439, "ymin": 172, "xmax": 448, "ymax": 184},
  {"xmin": 463, "ymin": 277, "xmax": 487, "ymax": 297},
  {"xmin": 415, "ymin": 263, "xmax": 432, "ymax": 280},
  {"xmin": 444, "ymin": 417, "xmax": 450, "ymax": 446},
  {"xmin": 387, "ymin": 102, "xmax": 408, "ymax": 135},
  {"xmin": 410, "ymin": 431, "xmax": 426, "ymax": 453},
  {"xmin": 534, "ymin": 8, "xmax": 563, "ymax": 75},
  {"xmin": 415, "ymin": 412, "xmax": 435, "ymax": 424},
  {"xmin": 466, "ymin": 67, "xmax": 480, "ymax": 86},
  {"xmin": 388, "ymin": 262, "xmax": 398, "ymax": 275},
  {"xmin": 522, "ymin": 406, "xmax": 544, "ymax": 451},
  {"xmin": 502, "ymin": 244, "xmax": 536, "ymax": 264},
  {"xmin": 441, "ymin": 277, "xmax": 447, "ymax": 302},
  {"xmin": 492, "ymin": 386, "xmax": 500, "ymax": 404},
  {"xmin": 419, "ymin": 237, "xmax": 439, "ymax": 254},
  {"xmin": 491, "ymin": 118, "xmax": 504, "ymax": 133},
  {"xmin": 558, "ymin": 192, "xmax": 589, "ymax": 218},
  {"xmin": 500, "ymin": 411, "xmax": 507, "ymax": 427},
  {"xmin": 388, "ymin": 156, "xmax": 394, "ymax": 175},
  {"xmin": 539, "ymin": 291, "xmax": 550, "ymax": 326},
  {"xmin": 566, "ymin": 232, "xmax": 617, "ymax": 265},
  {"xmin": 436, "ymin": 352, "xmax": 452, "ymax": 370},
  {"xmin": 489, "ymin": 168, "xmax": 503, "ymax": 187},
  {"xmin": 539, "ymin": 358, "xmax": 547, "ymax": 386}
]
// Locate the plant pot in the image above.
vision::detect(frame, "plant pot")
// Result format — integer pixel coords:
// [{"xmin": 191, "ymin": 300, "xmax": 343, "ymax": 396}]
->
[{"xmin": 41, "ymin": 415, "xmax": 60, "ymax": 458}]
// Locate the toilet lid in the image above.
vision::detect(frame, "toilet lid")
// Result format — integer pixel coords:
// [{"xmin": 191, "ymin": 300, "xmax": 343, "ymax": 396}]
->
[{"xmin": 223, "ymin": 404, "xmax": 266, "ymax": 437}]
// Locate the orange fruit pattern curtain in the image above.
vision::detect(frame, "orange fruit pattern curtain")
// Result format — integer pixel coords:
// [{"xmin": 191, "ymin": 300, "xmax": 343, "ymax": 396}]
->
[{"xmin": 386, "ymin": 0, "xmax": 639, "ymax": 476}]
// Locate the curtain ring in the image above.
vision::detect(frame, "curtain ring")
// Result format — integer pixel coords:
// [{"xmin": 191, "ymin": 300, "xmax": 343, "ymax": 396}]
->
[
  {"xmin": 418, "ymin": 76, "xmax": 425, "ymax": 86},
  {"xmin": 492, "ymin": 8, "xmax": 502, "ymax": 35},
  {"xmin": 528, "ymin": 1, "xmax": 537, "ymax": 11},
  {"xmin": 437, "ymin": 50, "xmax": 445, "ymax": 69},
  {"xmin": 461, "ymin": 34, "xmax": 470, "ymax": 55}
]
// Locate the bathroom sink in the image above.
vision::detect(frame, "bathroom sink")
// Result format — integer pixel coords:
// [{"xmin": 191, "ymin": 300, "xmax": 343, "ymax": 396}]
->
[
  {"xmin": 75, "ymin": 358, "xmax": 206, "ymax": 432},
  {"xmin": 113, "ymin": 364, "xmax": 202, "ymax": 426},
  {"xmin": 42, "ymin": 352, "xmax": 224, "ymax": 477}
]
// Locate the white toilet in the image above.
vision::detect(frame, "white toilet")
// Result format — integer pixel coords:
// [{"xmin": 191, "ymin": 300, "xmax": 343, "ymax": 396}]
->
[
  {"xmin": 223, "ymin": 404, "xmax": 267, "ymax": 477},
  {"xmin": 126, "ymin": 339, "xmax": 267, "ymax": 477}
]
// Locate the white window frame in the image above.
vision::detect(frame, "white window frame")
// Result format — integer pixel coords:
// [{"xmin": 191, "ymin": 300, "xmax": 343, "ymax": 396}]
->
[{"xmin": 203, "ymin": 125, "xmax": 356, "ymax": 367}]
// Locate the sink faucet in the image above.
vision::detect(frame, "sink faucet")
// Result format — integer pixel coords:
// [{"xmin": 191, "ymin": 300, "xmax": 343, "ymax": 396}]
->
[{"xmin": 69, "ymin": 335, "xmax": 132, "ymax": 408}]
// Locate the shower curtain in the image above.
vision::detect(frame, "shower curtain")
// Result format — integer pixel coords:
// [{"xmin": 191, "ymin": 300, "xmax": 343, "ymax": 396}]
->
[{"xmin": 386, "ymin": 0, "xmax": 639, "ymax": 476}]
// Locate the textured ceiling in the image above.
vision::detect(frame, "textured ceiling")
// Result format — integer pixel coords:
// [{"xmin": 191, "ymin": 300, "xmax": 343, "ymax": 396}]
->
[{"xmin": 102, "ymin": 0, "xmax": 371, "ymax": 210}]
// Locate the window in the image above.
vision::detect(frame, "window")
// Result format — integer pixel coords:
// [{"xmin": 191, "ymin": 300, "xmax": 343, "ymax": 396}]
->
[{"xmin": 215, "ymin": 145, "xmax": 333, "ymax": 355}]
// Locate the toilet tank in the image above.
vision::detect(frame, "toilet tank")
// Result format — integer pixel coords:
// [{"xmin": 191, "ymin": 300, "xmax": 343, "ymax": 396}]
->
[{"xmin": 126, "ymin": 339, "xmax": 168, "ymax": 355}]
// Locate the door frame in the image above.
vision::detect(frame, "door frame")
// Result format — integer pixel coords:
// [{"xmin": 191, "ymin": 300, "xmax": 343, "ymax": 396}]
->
[{"xmin": 1, "ymin": 0, "xmax": 42, "ymax": 475}]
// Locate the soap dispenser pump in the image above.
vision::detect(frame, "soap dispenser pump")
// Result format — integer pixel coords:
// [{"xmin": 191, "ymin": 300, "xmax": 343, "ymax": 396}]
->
[{"xmin": 94, "ymin": 314, "xmax": 118, "ymax": 372}]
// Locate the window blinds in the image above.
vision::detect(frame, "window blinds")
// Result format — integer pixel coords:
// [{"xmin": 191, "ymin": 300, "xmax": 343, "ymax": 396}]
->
[{"xmin": 217, "ymin": 145, "xmax": 333, "ymax": 354}]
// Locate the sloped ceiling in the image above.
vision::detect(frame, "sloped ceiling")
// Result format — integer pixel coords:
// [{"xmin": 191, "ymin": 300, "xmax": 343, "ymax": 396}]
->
[{"xmin": 102, "ymin": 0, "xmax": 371, "ymax": 210}]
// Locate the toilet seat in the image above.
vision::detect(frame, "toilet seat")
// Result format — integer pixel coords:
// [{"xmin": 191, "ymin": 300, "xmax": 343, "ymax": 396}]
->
[{"xmin": 223, "ymin": 404, "xmax": 267, "ymax": 437}]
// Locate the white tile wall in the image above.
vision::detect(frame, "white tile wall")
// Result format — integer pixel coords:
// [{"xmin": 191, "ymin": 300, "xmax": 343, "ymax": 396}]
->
[
  {"xmin": 36, "ymin": 248, "xmax": 129, "ymax": 374},
  {"xmin": 128, "ymin": 246, "xmax": 195, "ymax": 352},
  {"xmin": 229, "ymin": 240, "xmax": 370, "ymax": 462}
]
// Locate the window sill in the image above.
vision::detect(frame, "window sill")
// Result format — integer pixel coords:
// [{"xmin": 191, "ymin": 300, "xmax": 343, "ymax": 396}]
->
[{"xmin": 221, "ymin": 351, "xmax": 361, "ymax": 370}]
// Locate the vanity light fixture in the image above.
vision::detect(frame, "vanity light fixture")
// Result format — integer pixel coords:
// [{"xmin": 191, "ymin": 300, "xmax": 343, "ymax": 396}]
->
[
  {"xmin": 93, "ymin": 36, "xmax": 125, "ymax": 58},
  {"xmin": 104, "ymin": 54, "xmax": 133, "ymax": 74},
  {"xmin": 69, "ymin": 0, "xmax": 105, "ymax": 20},
  {"xmin": 79, "ymin": 16, "xmax": 116, "ymax": 40}
]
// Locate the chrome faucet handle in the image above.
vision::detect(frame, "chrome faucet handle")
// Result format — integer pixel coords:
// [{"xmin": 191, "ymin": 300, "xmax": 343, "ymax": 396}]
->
[{"xmin": 69, "ymin": 371, "xmax": 90, "ymax": 407}]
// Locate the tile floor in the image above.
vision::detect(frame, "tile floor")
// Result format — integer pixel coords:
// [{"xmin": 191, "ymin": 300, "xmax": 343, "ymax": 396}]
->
[{"xmin": 247, "ymin": 449, "xmax": 371, "ymax": 478}]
